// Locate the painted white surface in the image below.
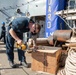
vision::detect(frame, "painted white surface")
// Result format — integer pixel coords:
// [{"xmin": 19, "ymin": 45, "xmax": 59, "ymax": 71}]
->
[{"xmin": 0, "ymin": 0, "xmax": 46, "ymax": 35}]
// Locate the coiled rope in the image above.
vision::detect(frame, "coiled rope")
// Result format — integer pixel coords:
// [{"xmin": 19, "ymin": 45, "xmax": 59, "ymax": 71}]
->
[{"xmin": 57, "ymin": 48, "xmax": 76, "ymax": 75}]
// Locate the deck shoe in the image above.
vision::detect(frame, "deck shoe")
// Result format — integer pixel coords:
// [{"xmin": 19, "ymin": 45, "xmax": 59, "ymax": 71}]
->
[
  {"xmin": 20, "ymin": 61, "xmax": 29, "ymax": 68},
  {"xmin": 9, "ymin": 61, "xmax": 17, "ymax": 68}
]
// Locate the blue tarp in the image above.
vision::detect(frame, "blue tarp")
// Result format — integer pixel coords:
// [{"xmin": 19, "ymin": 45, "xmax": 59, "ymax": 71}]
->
[{"xmin": 45, "ymin": 0, "xmax": 66, "ymax": 38}]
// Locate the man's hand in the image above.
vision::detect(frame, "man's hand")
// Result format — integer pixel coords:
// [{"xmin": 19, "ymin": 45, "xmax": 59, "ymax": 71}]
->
[{"xmin": 17, "ymin": 39, "xmax": 23, "ymax": 45}]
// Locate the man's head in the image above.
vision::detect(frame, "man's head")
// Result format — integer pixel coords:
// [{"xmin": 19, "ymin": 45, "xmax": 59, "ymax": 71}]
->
[
  {"xmin": 2, "ymin": 22, "xmax": 5, "ymax": 26},
  {"xmin": 32, "ymin": 23, "xmax": 41, "ymax": 33},
  {"xmin": 29, "ymin": 21, "xmax": 41, "ymax": 34},
  {"xmin": 16, "ymin": 8, "xmax": 21, "ymax": 13}
]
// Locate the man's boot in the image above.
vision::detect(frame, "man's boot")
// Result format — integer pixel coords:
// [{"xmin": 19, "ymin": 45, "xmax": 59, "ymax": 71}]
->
[
  {"xmin": 20, "ymin": 61, "xmax": 29, "ymax": 68},
  {"xmin": 9, "ymin": 61, "xmax": 17, "ymax": 68}
]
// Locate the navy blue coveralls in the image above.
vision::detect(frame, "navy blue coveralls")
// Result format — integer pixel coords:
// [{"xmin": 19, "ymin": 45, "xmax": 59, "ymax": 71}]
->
[
  {"xmin": 6, "ymin": 17, "xmax": 29, "ymax": 63},
  {"xmin": 0, "ymin": 25, "xmax": 6, "ymax": 43}
]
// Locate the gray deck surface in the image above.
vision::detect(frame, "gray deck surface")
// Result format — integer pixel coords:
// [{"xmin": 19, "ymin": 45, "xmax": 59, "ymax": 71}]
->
[{"xmin": 0, "ymin": 41, "xmax": 54, "ymax": 75}]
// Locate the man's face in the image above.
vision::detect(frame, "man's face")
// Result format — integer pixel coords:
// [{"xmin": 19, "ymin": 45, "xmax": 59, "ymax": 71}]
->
[
  {"xmin": 29, "ymin": 24, "xmax": 39, "ymax": 34},
  {"xmin": 3, "ymin": 24, "xmax": 5, "ymax": 26}
]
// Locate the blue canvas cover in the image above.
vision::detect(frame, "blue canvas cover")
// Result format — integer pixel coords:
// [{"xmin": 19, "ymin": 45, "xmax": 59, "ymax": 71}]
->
[{"xmin": 45, "ymin": 0, "xmax": 66, "ymax": 38}]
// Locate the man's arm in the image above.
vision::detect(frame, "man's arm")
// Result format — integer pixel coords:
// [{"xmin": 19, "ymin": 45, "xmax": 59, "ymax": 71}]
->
[{"xmin": 9, "ymin": 28, "xmax": 22, "ymax": 45}]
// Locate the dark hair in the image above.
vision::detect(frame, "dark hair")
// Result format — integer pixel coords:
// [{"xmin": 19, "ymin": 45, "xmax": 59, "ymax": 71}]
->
[
  {"xmin": 29, "ymin": 19, "xmax": 35, "ymax": 23},
  {"xmin": 17, "ymin": 8, "xmax": 21, "ymax": 13}
]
